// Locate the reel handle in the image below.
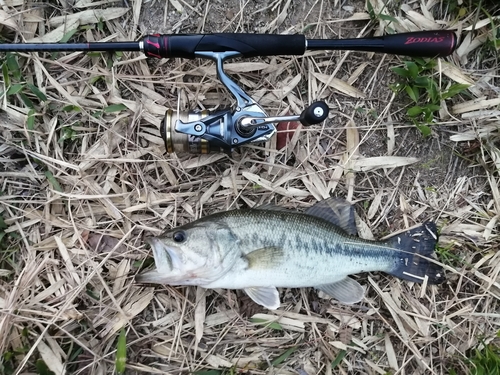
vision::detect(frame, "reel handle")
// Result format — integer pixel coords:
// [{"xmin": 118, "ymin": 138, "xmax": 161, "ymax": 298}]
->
[
  {"xmin": 238, "ymin": 101, "xmax": 330, "ymax": 130},
  {"xmin": 299, "ymin": 101, "xmax": 329, "ymax": 126}
]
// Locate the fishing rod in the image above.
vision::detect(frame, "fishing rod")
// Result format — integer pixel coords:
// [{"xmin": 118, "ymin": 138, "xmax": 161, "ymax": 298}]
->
[{"xmin": 0, "ymin": 30, "xmax": 457, "ymax": 154}]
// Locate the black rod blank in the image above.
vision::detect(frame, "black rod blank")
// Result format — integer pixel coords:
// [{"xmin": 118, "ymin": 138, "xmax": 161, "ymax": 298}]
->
[
  {"xmin": 306, "ymin": 30, "xmax": 456, "ymax": 58},
  {"xmin": 0, "ymin": 41, "xmax": 140, "ymax": 53}
]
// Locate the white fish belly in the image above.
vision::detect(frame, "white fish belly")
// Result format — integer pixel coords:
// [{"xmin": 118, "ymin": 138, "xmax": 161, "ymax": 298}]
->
[{"xmin": 206, "ymin": 247, "xmax": 394, "ymax": 289}]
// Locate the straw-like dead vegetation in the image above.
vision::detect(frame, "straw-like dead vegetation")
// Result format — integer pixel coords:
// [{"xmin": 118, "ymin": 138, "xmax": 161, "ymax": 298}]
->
[{"xmin": 0, "ymin": 0, "xmax": 499, "ymax": 374}]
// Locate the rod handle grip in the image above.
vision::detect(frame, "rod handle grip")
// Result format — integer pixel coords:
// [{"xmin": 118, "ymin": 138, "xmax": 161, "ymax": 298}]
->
[{"xmin": 142, "ymin": 33, "xmax": 306, "ymax": 58}]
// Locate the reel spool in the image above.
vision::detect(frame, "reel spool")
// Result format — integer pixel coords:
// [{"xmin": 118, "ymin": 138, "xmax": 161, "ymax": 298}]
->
[{"xmin": 161, "ymin": 110, "xmax": 213, "ymax": 154}]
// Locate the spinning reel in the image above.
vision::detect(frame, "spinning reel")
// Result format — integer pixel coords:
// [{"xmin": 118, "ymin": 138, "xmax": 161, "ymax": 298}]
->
[
  {"xmin": 0, "ymin": 31, "xmax": 457, "ymax": 153},
  {"xmin": 160, "ymin": 51, "xmax": 329, "ymax": 154}
]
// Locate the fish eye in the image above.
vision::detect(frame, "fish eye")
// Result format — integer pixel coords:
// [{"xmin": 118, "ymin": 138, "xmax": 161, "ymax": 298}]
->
[{"xmin": 173, "ymin": 230, "xmax": 186, "ymax": 243}]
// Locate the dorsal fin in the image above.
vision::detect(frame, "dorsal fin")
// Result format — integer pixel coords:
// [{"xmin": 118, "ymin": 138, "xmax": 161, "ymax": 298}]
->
[
  {"xmin": 253, "ymin": 203, "xmax": 290, "ymax": 212},
  {"xmin": 305, "ymin": 198, "xmax": 358, "ymax": 236}
]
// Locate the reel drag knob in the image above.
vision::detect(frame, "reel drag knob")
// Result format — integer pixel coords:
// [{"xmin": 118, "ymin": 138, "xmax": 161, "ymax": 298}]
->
[{"xmin": 299, "ymin": 101, "xmax": 329, "ymax": 126}]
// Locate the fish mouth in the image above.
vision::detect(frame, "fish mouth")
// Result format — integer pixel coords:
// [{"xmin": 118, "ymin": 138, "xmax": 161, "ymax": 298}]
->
[
  {"xmin": 136, "ymin": 237, "xmax": 176, "ymax": 284},
  {"xmin": 146, "ymin": 237, "xmax": 175, "ymax": 273},
  {"xmin": 135, "ymin": 237, "xmax": 173, "ymax": 284}
]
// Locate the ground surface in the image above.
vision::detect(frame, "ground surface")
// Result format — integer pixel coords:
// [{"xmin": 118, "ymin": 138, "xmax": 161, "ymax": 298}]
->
[{"xmin": 0, "ymin": 0, "xmax": 499, "ymax": 374}]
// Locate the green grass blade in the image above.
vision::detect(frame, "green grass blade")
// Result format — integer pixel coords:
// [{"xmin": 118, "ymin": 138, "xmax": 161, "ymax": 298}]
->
[
  {"xmin": 104, "ymin": 103, "xmax": 127, "ymax": 113},
  {"xmin": 6, "ymin": 84, "xmax": 24, "ymax": 96},
  {"xmin": 271, "ymin": 346, "xmax": 298, "ymax": 366},
  {"xmin": 27, "ymin": 109, "xmax": 36, "ymax": 130},
  {"xmin": 27, "ymin": 83, "xmax": 48, "ymax": 101},
  {"xmin": 44, "ymin": 171, "xmax": 63, "ymax": 192},
  {"xmin": 249, "ymin": 318, "xmax": 283, "ymax": 331},
  {"xmin": 115, "ymin": 328, "xmax": 127, "ymax": 374},
  {"xmin": 35, "ymin": 360, "xmax": 55, "ymax": 375},
  {"xmin": 331, "ymin": 349, "xmax": 346, "ymax": 369},
  {"xmin": 193, "ymin": 370, "xmax": 222, "ymax": 375}
]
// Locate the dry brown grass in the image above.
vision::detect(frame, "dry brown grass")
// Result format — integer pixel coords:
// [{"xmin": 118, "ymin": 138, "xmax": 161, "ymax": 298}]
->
[{"xmin": 0, "ymin": 0, "xmax": 499, "ymax": 374}]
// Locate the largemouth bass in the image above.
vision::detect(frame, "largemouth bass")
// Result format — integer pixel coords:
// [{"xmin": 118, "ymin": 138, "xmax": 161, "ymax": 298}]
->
[{"xmin": 136, "ymin": 198, "xmax": 444, "ymax": 309}]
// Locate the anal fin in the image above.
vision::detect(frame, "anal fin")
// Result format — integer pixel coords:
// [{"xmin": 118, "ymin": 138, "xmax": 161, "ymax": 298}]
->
[
  {"xmin": 244, "ymin": 287, "xmax": 280, "ymax": 310},
  {"xmin": 316, "ymin": 277, "xmax": 365, "ymax": 304}
]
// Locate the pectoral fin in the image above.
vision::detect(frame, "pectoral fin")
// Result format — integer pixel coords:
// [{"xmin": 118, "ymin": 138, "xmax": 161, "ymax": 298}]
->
[
  {"xmin": 244, "ymin": 247, "xmax": 284, "ymax": 269},
  {"xmin": 316, "ymin": 277, "xmax": 365, "ymax": 304},
  {"xmin": 244, "ymin": 287, "xmax": 280, "ymax": 310}
]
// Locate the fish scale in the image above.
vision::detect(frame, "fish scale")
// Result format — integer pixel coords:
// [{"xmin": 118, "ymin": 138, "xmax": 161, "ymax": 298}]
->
[{"xmin": 193, "ymin": 210, "xmax": 398, "ymax": 288}]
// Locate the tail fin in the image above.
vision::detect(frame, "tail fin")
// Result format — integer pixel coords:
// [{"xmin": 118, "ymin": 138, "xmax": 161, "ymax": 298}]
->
[{"xmin": 387, "ymin": 222, "xmax": 445, "ymax": 284}]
